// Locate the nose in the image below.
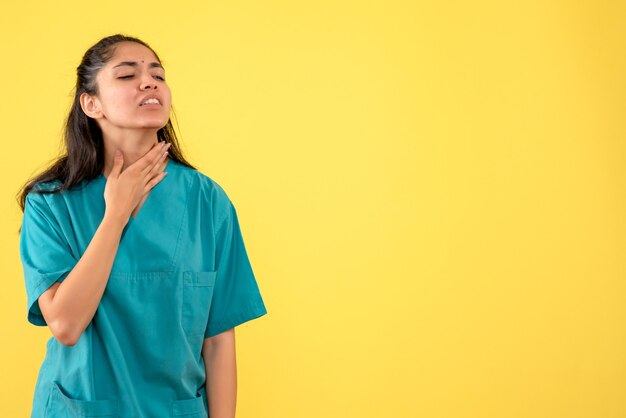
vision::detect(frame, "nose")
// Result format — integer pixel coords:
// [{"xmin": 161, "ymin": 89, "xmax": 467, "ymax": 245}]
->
[{"xmin": 140, "ymin": 72, "xmax": 157, "ymax": 90}]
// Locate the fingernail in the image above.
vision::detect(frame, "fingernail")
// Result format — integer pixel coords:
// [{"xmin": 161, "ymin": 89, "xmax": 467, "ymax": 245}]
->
[{"xmin": 160, "ymin": 142, "xmax": 166, "ymax": 148}]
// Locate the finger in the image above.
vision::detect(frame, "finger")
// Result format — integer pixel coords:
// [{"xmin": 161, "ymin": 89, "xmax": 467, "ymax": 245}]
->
[
  {"xmin": 110, "ymin": 149, "xmax": 124, "ymax": 178},
  {"xmin": 145, "ymin": 171, "xmax": 168, "ymax": 192},
  {"xmin": 148, "ymin": 150, "xmax": 169, "ymax": 178},
  {"xmin": 137, "ymin": 141, "xmax": 168, "ymax": 176},
  {"xmin": 144, "ymin": 144, "xmax": 171, "ymax": 179},
  {"xmin": 141, "ymin": 142, "xmax": 170, "ymax": 177}
]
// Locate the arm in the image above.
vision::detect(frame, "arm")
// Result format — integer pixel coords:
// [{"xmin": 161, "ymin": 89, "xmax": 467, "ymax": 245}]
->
[
  {"xmin": 38, "ymin": 214, "xmax": 125, "ymax": 346},
  {"xmin": 37, "ymin": 142, "xmax": 169, "ymax": 346},
  {"xmin": 202, "ymin": 328, "xmax": 237, "ymax": 418}
]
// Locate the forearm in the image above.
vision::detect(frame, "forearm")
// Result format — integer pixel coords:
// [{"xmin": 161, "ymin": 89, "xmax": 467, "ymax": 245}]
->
[
  {"xmin": 203, "ymin": 330, "xmax": 237, "ymax": 418},
  {"xmin": 48, "ymin": 214, "xmax": 125, "ymax": 344}
]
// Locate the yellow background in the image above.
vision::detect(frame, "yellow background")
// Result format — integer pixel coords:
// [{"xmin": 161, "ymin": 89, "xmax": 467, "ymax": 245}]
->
[{"xmin": 1, "ymin": 1, "xmax": 625, "ymax": 417}]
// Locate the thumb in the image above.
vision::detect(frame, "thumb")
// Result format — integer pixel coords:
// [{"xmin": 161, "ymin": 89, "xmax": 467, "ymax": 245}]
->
[{"xmin": 111, "ymin": 149, "xmax": 123, "ymax": 177}]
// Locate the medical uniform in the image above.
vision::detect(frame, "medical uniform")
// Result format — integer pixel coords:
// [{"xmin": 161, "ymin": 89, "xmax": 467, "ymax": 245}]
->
[{"xmin": 19, "ymin": 158, "xmax": 268, "ymax": 417}]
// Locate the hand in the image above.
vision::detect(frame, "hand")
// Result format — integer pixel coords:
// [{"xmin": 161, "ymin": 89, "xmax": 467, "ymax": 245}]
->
[{"xmin": 103, "ymin": 141, "xmax": 171, "ymax": 225}]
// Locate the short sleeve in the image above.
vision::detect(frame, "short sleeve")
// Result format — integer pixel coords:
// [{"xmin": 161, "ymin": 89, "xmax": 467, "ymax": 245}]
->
[
  {"xmin": 19, "ymin": 192, "xmax": 77, "ymax": 326},
  {"xmin": 204, "ymin": 201, "xmax": 268, "ymax": 338}
]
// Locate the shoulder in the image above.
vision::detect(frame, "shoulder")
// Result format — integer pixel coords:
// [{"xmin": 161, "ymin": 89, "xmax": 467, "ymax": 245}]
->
[
  {"xmin": 172, "ymin": 160, "xmax": 234, "ymax": 225},
  {"xmin": 25, "ymin": 180, "xmax": 64, "ymax": 210},
  {"xmin": 22, "ymin": 182, "xmax": 70, "ymax": 231}
]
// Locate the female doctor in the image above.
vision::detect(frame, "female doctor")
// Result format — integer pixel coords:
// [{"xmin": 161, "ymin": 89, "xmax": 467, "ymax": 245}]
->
[{"xmin": 17, "ymin": 34, "xmax": 267, "ymax": 418}]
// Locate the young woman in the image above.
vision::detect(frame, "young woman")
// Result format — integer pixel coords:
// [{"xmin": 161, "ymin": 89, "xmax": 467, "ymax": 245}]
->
[{"xmin": 17, "ymin": 34, "xmax": 267, "ymax": 418}]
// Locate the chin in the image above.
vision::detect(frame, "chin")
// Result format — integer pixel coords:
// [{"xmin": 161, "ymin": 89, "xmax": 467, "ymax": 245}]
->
[{"xmin": 137, "ymin": 119, "xmax": 169, "ymax": 130}]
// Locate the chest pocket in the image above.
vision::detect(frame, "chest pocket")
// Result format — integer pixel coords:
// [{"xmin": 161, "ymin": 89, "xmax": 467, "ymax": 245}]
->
[{"xmin": 182, "ymin": 271, "xmax": 217, "ymax": 337}]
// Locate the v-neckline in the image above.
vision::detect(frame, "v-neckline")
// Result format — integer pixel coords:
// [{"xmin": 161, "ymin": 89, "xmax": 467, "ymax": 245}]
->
[
  {"xmin": 130, "ymin": 195, "xmax": 148, "ymax": 221},
  {"xmin": 98, "ymin": 158, "xmax": 187, "ymax": 272},
  {"xmin": 98, "ymin": 158, "xmax": 172, "ymax": 224}
]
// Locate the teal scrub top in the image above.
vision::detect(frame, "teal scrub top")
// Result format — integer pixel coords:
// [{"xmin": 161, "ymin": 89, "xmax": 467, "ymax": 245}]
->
[{"xmin": 19, "ymin": 159, "xmax": 268, "ymax": 417}]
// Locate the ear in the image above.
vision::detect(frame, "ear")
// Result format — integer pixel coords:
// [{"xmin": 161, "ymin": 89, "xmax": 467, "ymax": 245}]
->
[{"xmin": 80, "ymin": 92, "xmax": 103, "ymax": 119}]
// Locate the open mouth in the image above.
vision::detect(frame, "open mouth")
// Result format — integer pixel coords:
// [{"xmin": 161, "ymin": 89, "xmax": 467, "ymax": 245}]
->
[{"xmin": 140, "ymin": 98, "xmax": 161, "ymax": 106}]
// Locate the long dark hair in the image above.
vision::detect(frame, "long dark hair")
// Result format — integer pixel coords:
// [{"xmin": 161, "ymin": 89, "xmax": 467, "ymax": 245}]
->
[{"xmin": 16, "ymin": 34, "xmax": 196, "ymax": 212}]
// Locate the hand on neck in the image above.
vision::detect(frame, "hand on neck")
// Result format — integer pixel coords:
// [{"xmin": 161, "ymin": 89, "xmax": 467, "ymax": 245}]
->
[{"xmin": 101, "ymin": 129, "xmax": 160, "ymax": 178}]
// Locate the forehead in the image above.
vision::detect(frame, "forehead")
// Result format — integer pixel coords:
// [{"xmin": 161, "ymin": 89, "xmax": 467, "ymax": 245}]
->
[{"xmin": 106, "ymin": 42, "xmax": 160, "ymax": 68}]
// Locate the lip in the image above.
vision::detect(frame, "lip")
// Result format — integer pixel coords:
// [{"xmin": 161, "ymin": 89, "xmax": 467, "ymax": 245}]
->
[
  {"xmin": 139, "ymin": 94, "xmax": 162, "ymax": 107},
  {"xmin": 141, "ymin": 103, "xmax": 162, "ymax": 108}
]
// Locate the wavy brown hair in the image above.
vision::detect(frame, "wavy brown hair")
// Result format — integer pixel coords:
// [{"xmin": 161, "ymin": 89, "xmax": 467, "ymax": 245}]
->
[{"xmin": 16, "ymin": 33, "xmax": 196, "ymax": 212}]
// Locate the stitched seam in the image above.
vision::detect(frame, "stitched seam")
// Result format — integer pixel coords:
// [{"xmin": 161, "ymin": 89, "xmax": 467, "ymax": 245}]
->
[
  {"xmin": 214, "ymin": 200, "xmax": 232, "ymax": 236},
  {"xmin": 169, "ymin": 172, "xmax": 193, "ymax": 270},
  {"xmin": 206, "ymin": 300, "xmax": 267, "ymax": 337},
  {"xmin": 26, "ymin": 193, "xmax": 77, "ymax": 261}
]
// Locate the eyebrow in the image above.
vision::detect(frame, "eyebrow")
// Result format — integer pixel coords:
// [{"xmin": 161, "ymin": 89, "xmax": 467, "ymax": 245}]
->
[{"xmin": 112, "ymin": 61, "xmax": 164, "ymax": 70}]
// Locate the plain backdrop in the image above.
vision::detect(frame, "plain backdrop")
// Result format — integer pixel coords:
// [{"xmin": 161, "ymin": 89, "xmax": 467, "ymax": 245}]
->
[{"xmin": 1, "ymin": 1, "xmax": 625, "ymax": 417}]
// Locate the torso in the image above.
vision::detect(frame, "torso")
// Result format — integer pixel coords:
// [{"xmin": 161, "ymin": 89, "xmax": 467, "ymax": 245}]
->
[{"xmin": 131, "ymin": 194, "xmax": 149, "ymax": 219}]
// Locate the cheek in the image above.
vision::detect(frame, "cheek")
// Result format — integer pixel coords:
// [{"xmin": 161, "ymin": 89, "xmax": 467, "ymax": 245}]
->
[
  {"xmin": 103, "ymin": 90, "xmax": 132, "ymax": 108},
  {"xmin": 163, "ymin": 89, "xmax": 172, "ymax": 107},
  {"xmin": 161, "ymin": 95, "xmax": 172, "ymax": 112}
]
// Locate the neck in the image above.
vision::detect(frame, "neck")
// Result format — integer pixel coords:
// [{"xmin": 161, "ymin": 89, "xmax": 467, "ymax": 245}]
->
[{"xmin": 101, "ymin": 128, "xmax": 160, "ymax": 178}]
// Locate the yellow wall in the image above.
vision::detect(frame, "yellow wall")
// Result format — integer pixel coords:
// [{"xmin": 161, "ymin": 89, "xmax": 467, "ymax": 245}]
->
[{"xmin": 1, "ymin": 1, "xmax": 625, "ymax": 417}]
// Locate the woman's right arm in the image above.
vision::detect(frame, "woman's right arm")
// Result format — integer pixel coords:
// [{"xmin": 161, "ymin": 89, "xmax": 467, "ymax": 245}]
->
[
  {"xmin": 38, "ymin": 214, "xmax": 125, "ymax": 346},
  {"xmin": 37, "ymin": 142, "xmax": 171, "ymax": 346}
]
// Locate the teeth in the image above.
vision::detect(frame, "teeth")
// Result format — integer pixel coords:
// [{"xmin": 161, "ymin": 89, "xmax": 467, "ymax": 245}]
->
[{"xmin": 142, "ymin": 98, "xmax": 160, "ymax": 105}]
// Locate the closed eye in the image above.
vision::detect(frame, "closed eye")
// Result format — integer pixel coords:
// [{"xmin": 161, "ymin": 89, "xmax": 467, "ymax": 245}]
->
[{"xmin": 118, "ymin": 75, "xmax": 165, "ymax": 80}]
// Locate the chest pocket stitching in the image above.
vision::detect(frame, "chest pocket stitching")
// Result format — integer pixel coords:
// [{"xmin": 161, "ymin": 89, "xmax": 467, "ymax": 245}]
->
[{"xmin": 182, "ymin": 271, "xmax": 217, "ymax": 337}]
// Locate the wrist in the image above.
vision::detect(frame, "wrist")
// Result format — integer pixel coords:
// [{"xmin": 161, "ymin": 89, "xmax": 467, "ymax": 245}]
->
[{"xmin": 102, "ymin": 211, "xmax": 128, "ymax": 232}]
